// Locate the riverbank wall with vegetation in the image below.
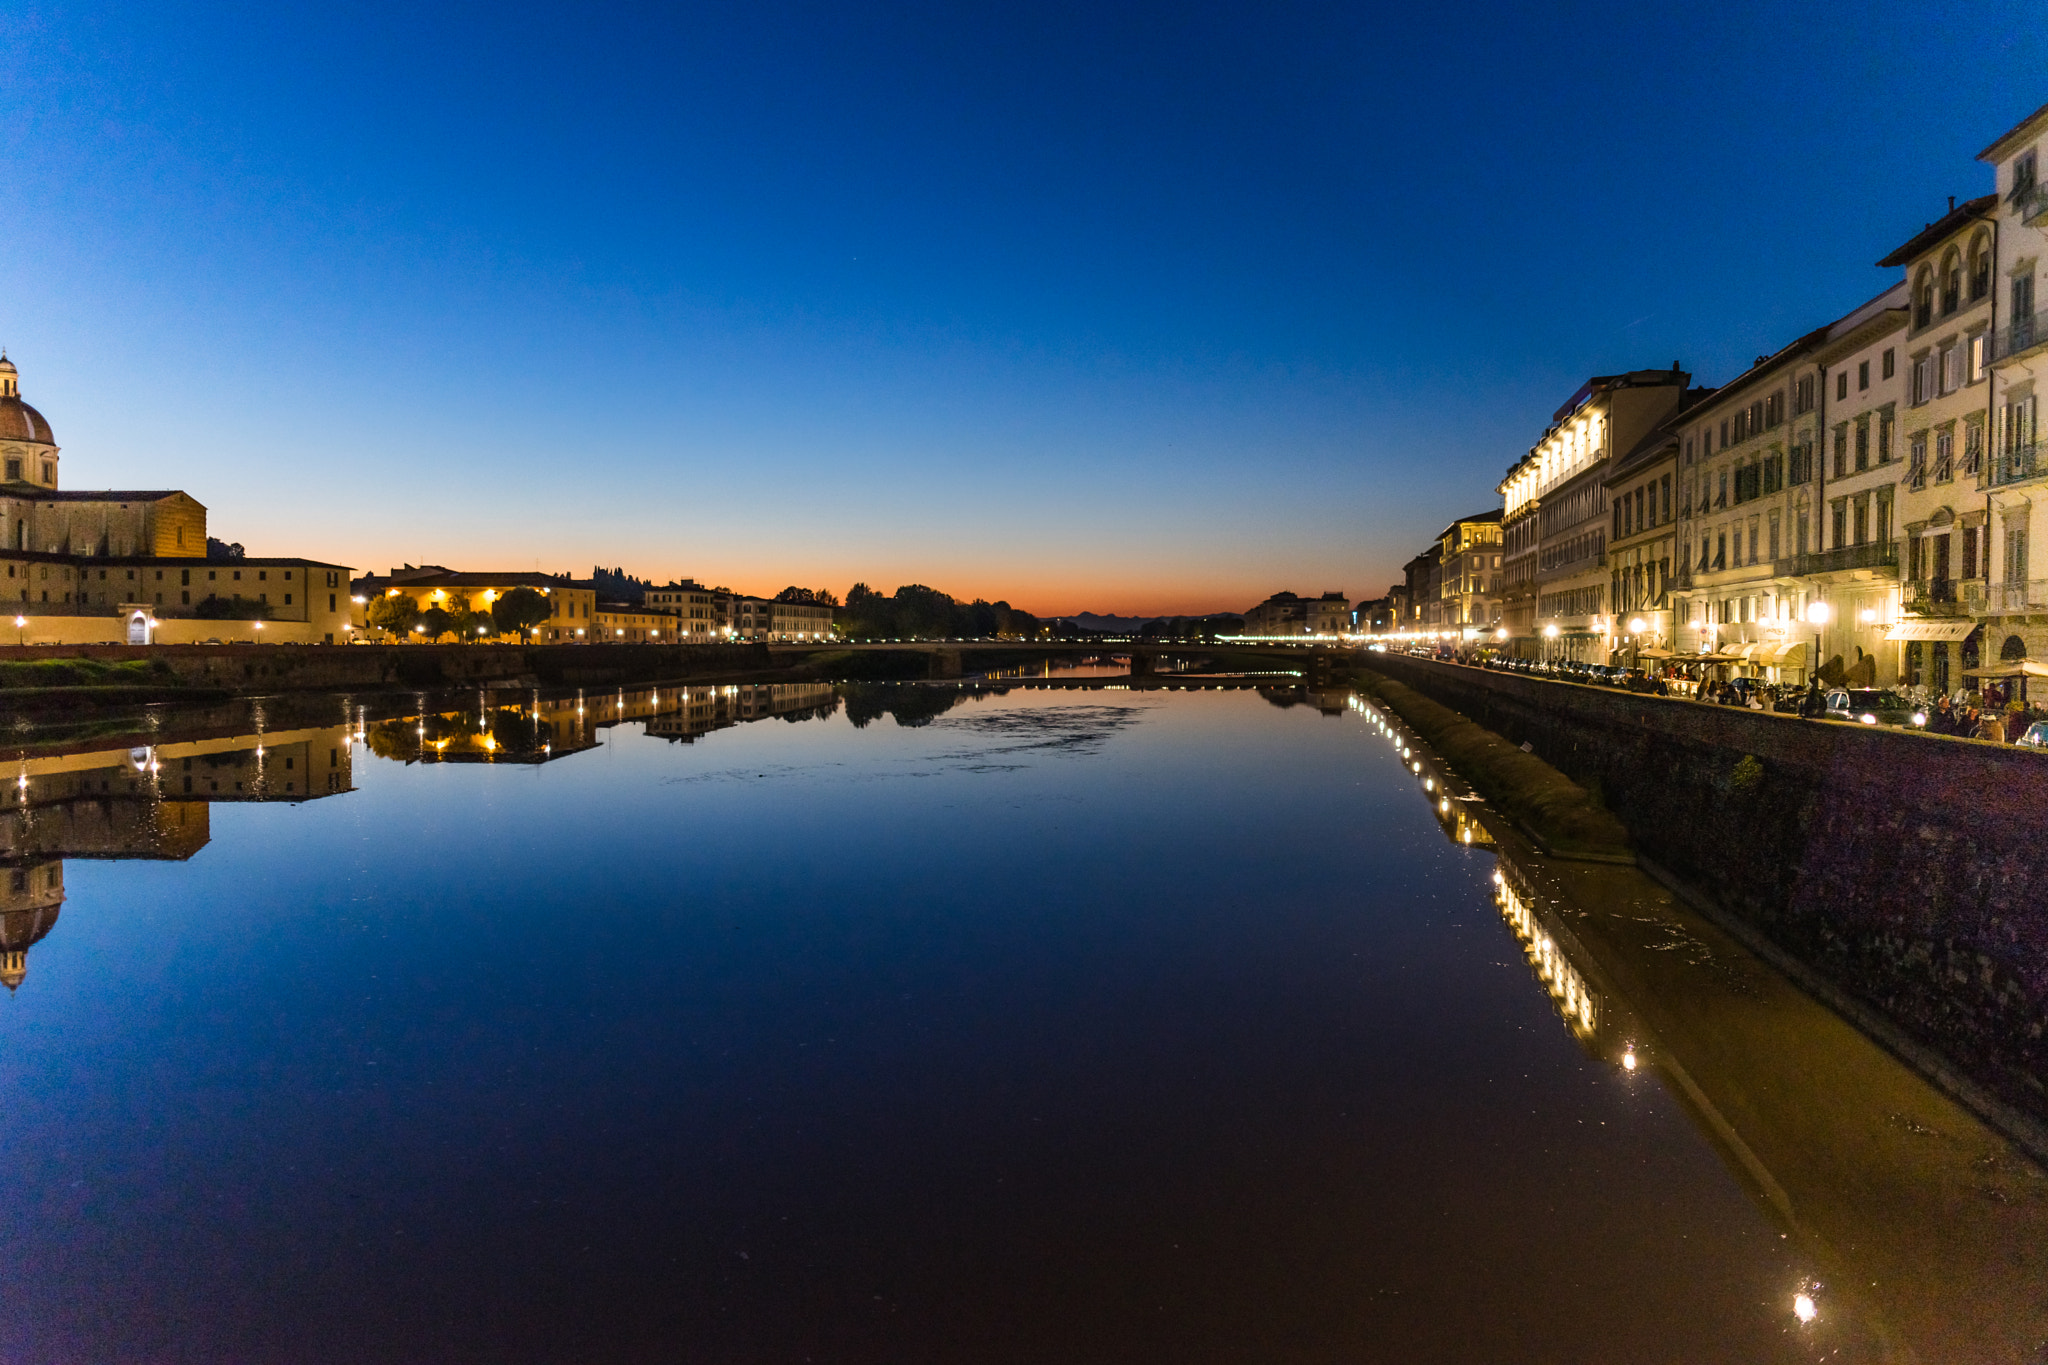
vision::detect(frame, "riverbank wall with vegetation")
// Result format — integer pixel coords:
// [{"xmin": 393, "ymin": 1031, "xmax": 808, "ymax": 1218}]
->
[{"xmin": 1367, "ymin": 652, "xmax": 2048, "ymax": 1142}]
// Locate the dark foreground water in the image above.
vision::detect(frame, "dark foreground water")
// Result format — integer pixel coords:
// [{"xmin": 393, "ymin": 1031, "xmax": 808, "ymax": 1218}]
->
[{"xmin": 0, "ymin": 681, "xmax": 2042, "ymax": 1363}]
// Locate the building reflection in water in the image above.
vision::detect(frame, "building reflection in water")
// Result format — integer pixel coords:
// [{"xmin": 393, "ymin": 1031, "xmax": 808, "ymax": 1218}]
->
[
  {"xmin": 0, "ymin": 725, "xmax": 356, "ymax": 991},
  {"xmin": 1361, "ymin": 688, "xmax": 2048, "ymax": 1363},
  {"xmin": 1, "ymin": 682, "xmax": 846, "ymax": 989},
  {"xmin": 362, "ymin": 682, "xmax": 840, "ymax": 764}
]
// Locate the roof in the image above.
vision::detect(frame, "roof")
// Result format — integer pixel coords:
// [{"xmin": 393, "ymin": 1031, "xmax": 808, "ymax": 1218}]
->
[
  {"xmin": 1977, "ymin": 99, "xmax": 2048, "ymax": 163},
  {"xmin": 0, "ymin": 488, "xmax": 192, "ymax": 503},
  {"xmin": 0, "ymin": 397, "xmax": 53, "ymax": 445},
  {"xmin": 357, "ymin": 570, "xmax": 573, "ymax": 590},
  {"xmin": 1549, "ymin": 367, "xmax": 1690, "ymax": 425},
  {"xmin": 1877, "ymin": 194, "xmax": 1998, "ymax": 267}
]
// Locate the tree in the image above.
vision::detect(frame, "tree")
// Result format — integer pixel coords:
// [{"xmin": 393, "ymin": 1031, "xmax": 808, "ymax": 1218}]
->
[
  {"xmin": 193, "ymin": 594, "xmax": 269, "ymax": 621},
  {"xmin": 206, "ymin": 537, "xmax": 246, "ymax": 562},
  {"xmin": 417, "ymin": 606, "xmax": 455, "ymax": 640},
  {"xmin": 366, "ymin": 594, "xmax": 421, "ymax": 637},
  {"xmin": 492, "ymin": 586, "xmax": 552, "ymax": 637},
  {"xmin": 775, "ymin": 586, "xmax": 840, "ymax": 607}
]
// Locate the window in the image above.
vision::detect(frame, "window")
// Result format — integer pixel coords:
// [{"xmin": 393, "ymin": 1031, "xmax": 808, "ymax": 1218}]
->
[
  {"xmin": 1765, "ymin": 392, "xmax": 1783, "ymax": 426},
  {"xmin": 40, "ymin": 463, "xmax": 51, "ymax": 483},
  {"xmin": 1837, "ymin": 371, "xmax": 1848, "ymax": 401},
  {"xmin": 1768, "ymin": 511, "xmax": 1781, "ymax": 560},
  {"xmin": 1935, "ymin": 428, "xmax": 1954, "ymax": 483},
  {"xmin": 2015, "ymin": 274, "xmax": 2036, "ymax": 330},
  {"xmin": 1970, "ymin": 235, "xmax": 1992, "ymax": 302},
  {"xmin": 1883, "ymin": 348, "xmax": 1896, "ymax": 380},
  {"xmin": 1720, "ymin": 419, "xmax": 1730, "ymax": 448},
  {"xmin": 1910, "ymin": 433, "xmax": 1928, "ymax": 486},
  {"xmin": 1795, "ymin": 375, "xmax": 1814, "ymax": 413},
  {"xmin": 1716, "ymin": 471, "xmax": 1728, "ymax": 507},
  {"xmin": 2013, "ymin": 150, "xmax": 2038, "ymax": 205},
  {"xmin": 1941, "ymin": 253, "xmax": 1961, "ymax": 315},
  {"xmin": 2006, "ymin": 525, "xmax": 2029, "ymax": 584},
  {"xmin": 1878, "ymin": 412, "xmax": 1893, "ymax": 464},
  {"xmin": 1660, "ymin": 474, "xmax": 1671, "ymax": 522},
  {"xmin": 1831, "ymin": 499, "xmax": 1847, "ymax": 548},
  {"xmin": 3, "ymin": 460, "xmax": 16, "ymax": 481},
  {"xmin": 1965, "ymin": 419, "xmax": 1985, "ymax": 475},
  {"xmin": 1858, "ymin": 360, "xmax": 1870, "ymax": 391},
  {"xmin": 1915, "ymin": 268, "xmax": 1934, "ymax": 329},
  {"xmin": 1853, "ymin": 494, "xmax": 1870, "ymax": 546},
  {"xmin": 1855, "ymin": 419, "xmax": 1870, "ymax": 471}
]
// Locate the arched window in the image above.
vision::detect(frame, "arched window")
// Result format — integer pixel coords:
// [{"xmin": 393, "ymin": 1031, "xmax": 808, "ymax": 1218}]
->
[
  {"xmin": 1941, "ymin": 249, "xmax": 1962, "ymax": 315},
  {"xmin": 1914, "ymin": 267, "xmax": 1934, "ymax": 328},
  {"xmin": 2001, "ymin": 633, "xmax": 2027, "ymax": 661},
  {"xmin": 1968, "ymin": 233, "xmax": 1992, "ymax": 302}
]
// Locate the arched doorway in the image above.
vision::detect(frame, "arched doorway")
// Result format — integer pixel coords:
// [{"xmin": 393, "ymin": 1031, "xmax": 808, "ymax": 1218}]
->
[{"xmin": 2001, "ymin": 633, "xmax": 2027, "ymax": 661}]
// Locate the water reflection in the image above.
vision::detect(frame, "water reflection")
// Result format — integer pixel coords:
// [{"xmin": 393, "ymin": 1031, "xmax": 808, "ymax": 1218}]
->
[
  {"xmin": 0, "ymin": 726, "xmax": 355, "ymax": 990},
  {"xmin": 1366, "ymin": 691, "xmax": 2048, "ymax": 1363}
]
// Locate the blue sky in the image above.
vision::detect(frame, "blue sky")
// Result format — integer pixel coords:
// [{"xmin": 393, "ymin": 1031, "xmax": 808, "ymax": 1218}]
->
[{"xmin": 2, "ymin": 1, "xmax": 2042, "ymax": 613}]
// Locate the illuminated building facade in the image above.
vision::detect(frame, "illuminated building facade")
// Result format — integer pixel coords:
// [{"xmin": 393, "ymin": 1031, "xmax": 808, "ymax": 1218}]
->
[
  {"xmin": 1498, "ymin": 368, "xmax": 1692, "ymax": 661},
  {"xmin": 0, "ymin": 355, "xmax": 351, "ymax": 645}
]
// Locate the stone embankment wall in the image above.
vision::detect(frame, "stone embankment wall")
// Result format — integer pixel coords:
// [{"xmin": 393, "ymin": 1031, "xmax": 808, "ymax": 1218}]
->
[
  {"xmin": 1369, "ymin": 653, "xmax": 2047, "ymax": 1129},
  {"xmin": 0, "ymin": 642, "xmax": 776, "ymax": 693}
]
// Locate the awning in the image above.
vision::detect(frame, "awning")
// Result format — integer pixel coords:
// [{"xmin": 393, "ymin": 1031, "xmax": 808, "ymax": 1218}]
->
[
  {"xmin": 1764, "ymin": 641, "xmax": 1807, "ymax": 665},
  {"xmin": 1963, "ymin": 659, "xmax": 2048, "ymax": 679},
  {"xmin": 1636, "ymin": 647, "xmax": 1675, "ymax": 659},
  {"xmin": 1887, "ymin": 619, "xmax": 1980, "ymax": 642}
]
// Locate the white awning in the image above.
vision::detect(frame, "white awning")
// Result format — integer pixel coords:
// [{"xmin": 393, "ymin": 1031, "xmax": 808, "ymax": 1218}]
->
[
  {"xmin": 1765, "ymin": 641, "xmax": 1807, "ymax": 665},
  {"xmin": 1886, "ymin": 619, "xmax": 1980, "ymax": 642}
]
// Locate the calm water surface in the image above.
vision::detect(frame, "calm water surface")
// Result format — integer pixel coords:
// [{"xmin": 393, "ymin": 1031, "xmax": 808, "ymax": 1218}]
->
[{"xmin": 0, "ymin": 681, "xmax": 2041, "ymax": 1363}]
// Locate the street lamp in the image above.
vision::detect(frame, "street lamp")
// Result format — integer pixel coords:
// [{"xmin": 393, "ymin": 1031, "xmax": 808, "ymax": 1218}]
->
[
  {"xmin": 1628, "ymin": 617, "xmax": 1647, "ymax": 669},
  {"xmin": 12, "ymin": 615, "xmax": 23, "ymax": 646},
  {"xmin": 1542, "ymin": 621, "xmax": 1559, "ymax": 665}
]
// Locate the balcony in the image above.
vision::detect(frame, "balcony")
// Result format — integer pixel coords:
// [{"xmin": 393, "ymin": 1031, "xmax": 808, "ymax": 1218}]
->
[
  {"xmin": 1986, "ymin": 441, "xmax": 2044, "ymax": 489},
  {"xmin": 2023, "ymin": 182, "xmax": 2048, "ymax": 228},
  {"xmin": 1989, "ymin": 308, "xmax": 2048, "ymax": 363},
  {"xmin": 1772, "ymin": 542, "xmax": 1899, "ymax": 579},
  {"xmin": 1975, "ymin": 578, "xmax": 2048, "ymax": 614},
  {"xmin": 1904, "ymin": 578, "xmax": 1963, "ymax": 615}
]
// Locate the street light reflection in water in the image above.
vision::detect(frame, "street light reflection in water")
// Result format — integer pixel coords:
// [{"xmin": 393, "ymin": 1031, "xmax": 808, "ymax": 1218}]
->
[{"xmin": 0, "ymin": 681, "xmax": 2039, "ymax": 1363}]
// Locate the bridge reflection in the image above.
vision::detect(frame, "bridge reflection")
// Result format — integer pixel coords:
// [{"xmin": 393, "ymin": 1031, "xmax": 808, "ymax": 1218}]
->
[{"xmin": 1365, "ymin": 689, "xmax": 2048, "ymax": 1363}]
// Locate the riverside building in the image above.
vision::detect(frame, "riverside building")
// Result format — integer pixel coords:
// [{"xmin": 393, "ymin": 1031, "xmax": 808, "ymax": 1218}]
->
[
  {"xmin": 1601, "ymin": 424, "xmax": 1682, "ymax": 665},
  {"xmin": 1980, "ymin": 102, "xmax": 2048, "ymax": 670},
  {"xmin": 1498, "ymin": 368, "xmax": 1692, "ymax": 661},
  {"xmin": 1434, "ymin": 511, "xmax": 1503, "ymax": 636},
  {"xmin": 0, "ymin": 355, "xmax": 351, "ymax": 645},
  {"xmin": 1881, "ymin": 195, "xmax": 1999, "ymax": 693}
]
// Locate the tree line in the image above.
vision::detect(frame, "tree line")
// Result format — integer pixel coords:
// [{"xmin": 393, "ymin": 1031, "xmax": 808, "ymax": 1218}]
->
[
  {"xmin": 836, "ymin": 583, "xmax": 1047, "ymax": 639},
  {"xmin": 364, "ymin": 587, "xmax": 554, "ymax": 641}
]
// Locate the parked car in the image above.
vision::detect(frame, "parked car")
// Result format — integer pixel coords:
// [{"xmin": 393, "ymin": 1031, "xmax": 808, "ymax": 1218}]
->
[{"xmin": 1823, "ymin": 688, "xmax": 1925, "ymax": 727}]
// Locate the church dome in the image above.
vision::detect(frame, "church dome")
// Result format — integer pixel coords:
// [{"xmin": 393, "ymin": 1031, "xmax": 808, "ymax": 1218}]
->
[
  {"xmin": 0, "ymin": 398, "xmax": 53, "ymax": 446},
  {"xmin": 0, "ymin": 357, "xmax": 53, "ymax": 446}
]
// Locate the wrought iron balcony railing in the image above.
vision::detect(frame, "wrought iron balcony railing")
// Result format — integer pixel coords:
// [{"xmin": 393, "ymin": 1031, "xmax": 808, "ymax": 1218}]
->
[
  {"xmin": 1986, "ymin": 441, "xmax": 2044, "ymax": 489},
  {"xmin": 1772, "ymin": 542, "xmax": 1899, "ymax": 579},
  {"xmin": 1990, "ymin": 308, "xmax": 2048, "ymax": 363},
  {"xmin": 1976, "ymin": 578, "xmax": 2048, "ymax": 613}
]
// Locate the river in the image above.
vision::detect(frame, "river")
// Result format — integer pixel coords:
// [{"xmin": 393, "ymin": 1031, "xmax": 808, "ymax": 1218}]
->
[{"xmin": 0, "ymin": 679, "xmax": 2040, "ymax": 1362}]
